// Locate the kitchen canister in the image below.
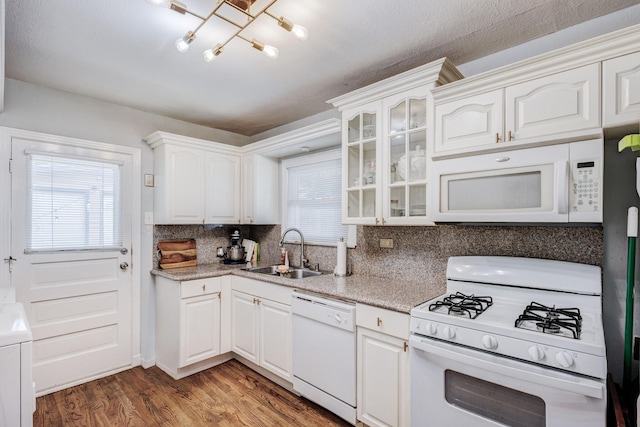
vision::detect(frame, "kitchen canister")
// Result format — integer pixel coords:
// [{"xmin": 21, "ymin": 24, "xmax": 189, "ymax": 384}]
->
[{"xmin": 334, "ymin": 237, "xmax": 347, "ymax": 276}]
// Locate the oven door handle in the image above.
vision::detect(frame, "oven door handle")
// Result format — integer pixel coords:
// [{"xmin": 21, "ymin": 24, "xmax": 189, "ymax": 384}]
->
[{"xmin": 409, "ymin": 336, "xmax": 604, "ymax": 399}]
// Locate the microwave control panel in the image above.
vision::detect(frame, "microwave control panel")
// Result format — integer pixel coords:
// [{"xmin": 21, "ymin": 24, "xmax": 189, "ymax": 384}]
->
[{"xmin": 570, "ymin": 159, "xmax": 600, "ymax": 213}]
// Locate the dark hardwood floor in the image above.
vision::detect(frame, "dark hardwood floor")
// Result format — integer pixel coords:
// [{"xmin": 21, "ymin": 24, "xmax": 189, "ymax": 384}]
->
[{"xmin": 33, "ymin": 359, "xmax": 352, "ymax": 426}]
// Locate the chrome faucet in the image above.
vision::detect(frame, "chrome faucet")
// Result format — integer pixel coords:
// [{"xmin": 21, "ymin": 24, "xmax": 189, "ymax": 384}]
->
[{"xmin": 280, "ymin": 227, "xmax": 308, "ymax": 269}]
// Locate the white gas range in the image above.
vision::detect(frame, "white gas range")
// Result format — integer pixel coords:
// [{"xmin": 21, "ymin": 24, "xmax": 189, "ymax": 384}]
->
[{"xmin": 409, "ymin": 256, "xmax": 607, "ymax": 427}]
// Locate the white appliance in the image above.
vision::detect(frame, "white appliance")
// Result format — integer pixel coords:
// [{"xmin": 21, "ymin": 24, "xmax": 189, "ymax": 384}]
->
[
  {"xmin": 429, "ymin": 139, "xmax": 603, "ymax": 223},
  {"xmin": 409, "ymin": 256, "xmax": 606, "ymax": 427},
  {"xmin": 291, "ymin": 291, "xmax": 356, "ymax": 425},
  {"xmin": 0, "ymin": 300, "xmax": 34, "ymax": 427}
]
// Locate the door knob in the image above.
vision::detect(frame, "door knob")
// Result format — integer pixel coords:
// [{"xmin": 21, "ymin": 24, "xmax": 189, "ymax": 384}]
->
[{"xmin": 120, "ymin": 262, "xmax": 129, "ymax": 271}]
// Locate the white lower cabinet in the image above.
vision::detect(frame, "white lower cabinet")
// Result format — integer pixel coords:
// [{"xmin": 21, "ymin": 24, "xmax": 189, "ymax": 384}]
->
[
  {"xmin": 356, "ymin": 304, "xmax": 410, "ymax": 427},
  {"xmin": 155, "ymin": 276, "xmax": 224, "ymax": 379},
  {"xmin": 231, "ymin": 277, "xmax": 293, "ymax": 381}
]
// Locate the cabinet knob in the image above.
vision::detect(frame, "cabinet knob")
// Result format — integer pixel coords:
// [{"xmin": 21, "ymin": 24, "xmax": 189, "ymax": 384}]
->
[
  {"xmin": 403, "ymin": 342, "xmax": 408, "ymax": 352},
  {"xmin": 202, "ymin": 285, "xmax": 206, "ymax": 292},
  {"xmin": 377, "ymin": 317, "xmax": 382, "ymax": 327},
  {"xmin": 508, "ymin": 130, "xmax": 515, "ymax": 141},
  {"xmin": 495, "ymin": 133, "xmax": 501, "ymax": 143},
  {"xmin": 375, "ymin": 218, "xmax": 380, "ymax": 225},
  {"xmin": 381, "ymin": 218, "xmax": 386, "ymax": 225}
]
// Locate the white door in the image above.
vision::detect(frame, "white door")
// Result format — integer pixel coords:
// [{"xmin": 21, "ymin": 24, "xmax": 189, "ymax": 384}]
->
[
  {"xmin": 357, "ymin": 328, "xmax": 409, "ymax": 427},
  {"xmin": 10, "ymin": 137, "xmax": 134, "ymax": 395},
  {"xmin": 259, "ymin": 298, "xmax": 292, "ymax": 380},
  {"xmin": 230, "ymin": 290, "xmax": 259, "ymax": 363}
]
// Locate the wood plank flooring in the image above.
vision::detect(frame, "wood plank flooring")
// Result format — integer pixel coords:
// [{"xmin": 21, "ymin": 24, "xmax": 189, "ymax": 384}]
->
[{"xmin": 33, "ymin": 359, "xmax": 352, "ymax": 426}]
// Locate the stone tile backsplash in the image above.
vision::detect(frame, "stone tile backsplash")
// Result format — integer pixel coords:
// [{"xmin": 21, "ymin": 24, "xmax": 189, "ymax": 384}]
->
[{"xmin": 154, "ymin": 224, "xmax": 603, "ymax": 285}]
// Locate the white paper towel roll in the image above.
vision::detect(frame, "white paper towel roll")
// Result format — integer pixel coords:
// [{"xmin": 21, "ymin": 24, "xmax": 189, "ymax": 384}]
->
[{"xmin": 335, "ymin": 237, "xmax": 347, "ymax": 276}]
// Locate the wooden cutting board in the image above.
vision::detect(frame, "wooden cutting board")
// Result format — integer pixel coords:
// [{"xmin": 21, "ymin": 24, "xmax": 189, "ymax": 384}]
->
[{"xmin": 158, "ymin": 239, "xmax": 197, "ymax": 269}]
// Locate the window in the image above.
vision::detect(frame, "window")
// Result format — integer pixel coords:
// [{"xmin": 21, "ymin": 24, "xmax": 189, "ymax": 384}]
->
[
  {"xmin": 281, "ymin": 149, "xmax": 355, "ymax": 246},
  {"xmin": 25, "ymin": 152, "xmax": 124, "ymax": 252}
]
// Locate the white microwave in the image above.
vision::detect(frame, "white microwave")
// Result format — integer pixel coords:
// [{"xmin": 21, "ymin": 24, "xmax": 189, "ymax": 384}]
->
[{"xmin": 429, "ymin": 139, "xmax": 603, "ymax": 223}]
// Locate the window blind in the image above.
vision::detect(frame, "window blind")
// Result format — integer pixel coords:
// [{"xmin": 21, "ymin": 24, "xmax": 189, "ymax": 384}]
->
[
  {"xmin": 25, "ymin": 152, "xmax": 124, "ymax": 252},
  {"xmin": 284, "ymin": 156, "xmax": 351, "ymax": 246}
]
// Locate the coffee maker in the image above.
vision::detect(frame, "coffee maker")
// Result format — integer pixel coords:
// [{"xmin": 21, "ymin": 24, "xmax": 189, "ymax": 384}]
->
[{"xmin": 219, "ymin": 228, "xmax": 246, "ymax": 264}]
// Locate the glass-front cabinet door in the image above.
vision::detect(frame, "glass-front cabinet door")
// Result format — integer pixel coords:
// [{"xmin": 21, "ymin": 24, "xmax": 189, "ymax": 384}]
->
[
  {"xmin": 383, "ymin": 88, "xmax": 430, "ymax": 225},
  {"xmin": 343, "ymin": 102, "xmax": 382, "ymax": 224}
]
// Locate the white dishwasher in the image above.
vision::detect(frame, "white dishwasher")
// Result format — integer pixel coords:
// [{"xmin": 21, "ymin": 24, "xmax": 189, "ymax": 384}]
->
[{"xmin": 291, "ymin": 290, "xmax": 356, "ymax": 425}]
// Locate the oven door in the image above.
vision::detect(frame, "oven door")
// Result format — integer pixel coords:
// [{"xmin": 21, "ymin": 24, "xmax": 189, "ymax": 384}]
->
[{"xmin": 409, "ymin": 336, "xmax": 606, "ymax": 427}]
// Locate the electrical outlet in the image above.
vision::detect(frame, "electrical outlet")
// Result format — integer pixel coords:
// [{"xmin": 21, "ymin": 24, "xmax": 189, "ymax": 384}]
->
[{"xmin": 379, "ymin": 238, "xmax": 394, "ymax": 248}]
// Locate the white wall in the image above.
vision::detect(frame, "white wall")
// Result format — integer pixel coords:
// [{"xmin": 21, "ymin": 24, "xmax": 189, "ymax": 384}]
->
[{"xmin": 0, "ymin": 78, "xmax": 249, "ymax": 366}]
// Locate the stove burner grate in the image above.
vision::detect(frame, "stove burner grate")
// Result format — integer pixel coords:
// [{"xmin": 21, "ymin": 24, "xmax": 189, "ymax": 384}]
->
[
  {"xmin": 515, "ymin": 302, "xmax": 582, "ymax": 339},
  {"xmin": 429, "ymin": 292, "xmax": 493, "ymax": 319}
]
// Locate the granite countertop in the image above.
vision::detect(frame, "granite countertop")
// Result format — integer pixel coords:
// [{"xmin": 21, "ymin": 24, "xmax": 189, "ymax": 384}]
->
[{"xmin": 151, "ymin": 263, "xmax": 445, "ymax": 313}]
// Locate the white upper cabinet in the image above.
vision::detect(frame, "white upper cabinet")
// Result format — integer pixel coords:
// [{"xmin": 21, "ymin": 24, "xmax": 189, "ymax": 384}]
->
[
  {"xmin": 242, "ymin": 153, "xmax": 279, "ymax": 225},
  {"xmin": 329, "ymin": 58, "xmax": 463, "ymax": 225},
  {"xmin": 434, "ymin": 64, "xmax": 601, "ymax": 157},
  {"xmin": 505, "ymin": 64, "xmax": 600, "ymax": 141},
  {"xmin": 603, "ymin": 51, "xmax": 640, "ymax": 128},
  {"xmin": 434, "ymin": 89, "xmax": 503, "ymax": 155},
  {"xmin": 145, "ymin": 131, "xmax": 242, "ymax": 225},
  {"xmin": 204, "ymin": 151, "xmax": 241, "ymax": 224}
]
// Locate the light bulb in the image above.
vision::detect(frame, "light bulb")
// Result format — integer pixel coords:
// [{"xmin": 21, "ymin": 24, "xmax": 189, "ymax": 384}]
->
[
  {"xmin": 262, "ymin": 44, "xmax": 279, "ymax": 59},
  {"xmin": 203, "ymin": 49, "xmax": 215, "ymax": 62},
  {"xmin": 291, "ymin": 24, "xmax": 308, "ymax": 41},
  {"xmin": 203, "ymin": 45, "xmax": 223, "ymax": 62},
  {"xmin": 145, "ymin": 0, "xmax": 169, "ymax": 5},
  {"xmin": 175, "ymin": 32, "xmax": 194, "ymax": 53}
]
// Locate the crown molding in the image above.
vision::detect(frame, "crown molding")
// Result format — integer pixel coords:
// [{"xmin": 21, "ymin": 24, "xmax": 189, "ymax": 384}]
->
[
  {"xmin": 432, "ymin": 23, "xmax": 640, "ymax": 103},
  {"xmin": 327, "ymin": 57, "xmax": 463, "ymax": 111}
]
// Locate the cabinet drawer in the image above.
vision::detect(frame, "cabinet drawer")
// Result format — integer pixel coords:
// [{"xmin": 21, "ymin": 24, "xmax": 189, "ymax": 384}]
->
[
  {"xmin": 181, "ymin": 277, "xmax": 221, "ymax": 299},
  {"xmin": 356, "ymin": 303, "xmax": 409, "ymax": 340}
]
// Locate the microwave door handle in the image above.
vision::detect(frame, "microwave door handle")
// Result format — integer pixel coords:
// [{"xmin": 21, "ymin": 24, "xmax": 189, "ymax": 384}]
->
[{"xmin": 556, "ymin": 160, "xmax": 569, "ymax": 215}]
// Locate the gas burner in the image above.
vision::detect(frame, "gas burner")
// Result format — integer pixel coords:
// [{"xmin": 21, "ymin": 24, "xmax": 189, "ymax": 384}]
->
[
  {"xmin": 429, "ymin": 292, "xmax": 493, "ymax": 319},
  {"xmin": 515, "ymin": 302, "xmax": 582, "ymax": 339}
]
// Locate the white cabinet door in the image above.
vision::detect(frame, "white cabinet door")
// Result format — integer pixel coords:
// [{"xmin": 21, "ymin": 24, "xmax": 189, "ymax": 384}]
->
[
  {"xmin": 342, "ymin": 101, "xmax": 383, "ymax": 225},
  {"xmin": 382, "ymin": 88, "xmax": 432, "ymax": 225},
  {"xmin": 603, "ymin": 51, "xmax": 640, "ymax": 127},
  {"xmin": 505, "ymin": 63, "xmax": 601, "ymax": 141},
  {"xmin": 434, "ymin": 89, "xmax": 504, "ymax": 154},
  {"xmin": 242, "ymin": 154, "xmax": 279, "ymax": 225},
  {"xmin": 179, "ymin": 293, "xmax": 221, "ymax": 367},
  {"xmin": 357, "ymin": 328, "xmax": 409, "ymax": 427},
  {"xmin": 231, "ymin": 290, "xmax": 259, "ymax": 364},
  {"xmin": 259, "ymin": 298, "xmax": 292, "ymax": 381},
  {"xmin": 158, "ymin": 144, "xmax": 204, "ymax": 224},
  {"xmin": 0, "ymin": 344, "xmax": 21, "ymax": 427},
  {"xmin": 205, "ymin": 151, "xmax": 241, "ymax": 224}
]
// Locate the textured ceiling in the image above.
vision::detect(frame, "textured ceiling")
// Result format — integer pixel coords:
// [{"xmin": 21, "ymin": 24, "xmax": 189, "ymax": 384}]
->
[{"xmin": 5, "ymin": 0, "xmax": 640, "ymax": 136}]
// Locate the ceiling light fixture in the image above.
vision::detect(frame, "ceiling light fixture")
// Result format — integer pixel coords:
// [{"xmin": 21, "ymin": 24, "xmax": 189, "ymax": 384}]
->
[{"xmin": 146, "ymin": 0, "xmax": 308, "ymax": 61}]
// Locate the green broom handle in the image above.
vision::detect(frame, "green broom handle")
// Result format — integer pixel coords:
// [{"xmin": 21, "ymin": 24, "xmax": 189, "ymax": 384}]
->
[{"xmin": 624, "ymin": 206, "xmax": 638, "ymax": 394}]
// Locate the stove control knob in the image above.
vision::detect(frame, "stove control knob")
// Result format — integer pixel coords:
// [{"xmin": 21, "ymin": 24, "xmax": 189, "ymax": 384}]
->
[
  {"xmin": 481, "ymin": 335, "xmax": 498, "ymax": 349},
  {"xmin": 442, "ymin": 326, "xmax": 456, "ymax": 339},
  {"xmin": 555, "ymin": 351, "xmax": 574, "ymax": 368},
  {"xmin": 426, "ymin": 322, "xmax": 438, "ymax": 335},
  {"xmin": 528, "ymin": 346, "xmax": 545, "ymax": 361}
]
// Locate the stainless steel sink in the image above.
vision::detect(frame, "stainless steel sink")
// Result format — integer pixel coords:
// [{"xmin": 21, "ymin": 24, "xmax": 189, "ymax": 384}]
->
[{"xmin": 242, "ymin": 265, "xmax": 322, "ymax": 279}]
